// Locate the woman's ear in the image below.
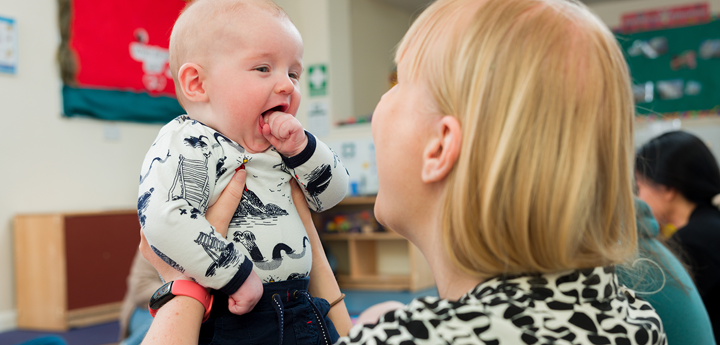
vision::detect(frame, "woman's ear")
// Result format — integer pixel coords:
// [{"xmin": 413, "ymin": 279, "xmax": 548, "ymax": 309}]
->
[
  {"xmin": 178, "ymin": 63, "xmax": 208, "ymax": 103},
  {"xmin": 421, "ymin": 115, "xmax": 462, "ymax": 183},
  {"xmin": 663, "ymin": 186, "xmax": 680, "ymax": 202}
]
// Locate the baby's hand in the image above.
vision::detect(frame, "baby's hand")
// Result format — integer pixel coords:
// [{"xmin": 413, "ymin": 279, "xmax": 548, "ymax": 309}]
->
[
  {"xmin": 262, "ymin": 111, "xmax": 308, "ymax": 157},
  {"xmin": 227, "ymin": 270, "xmax": 263, "ymax": 315}
]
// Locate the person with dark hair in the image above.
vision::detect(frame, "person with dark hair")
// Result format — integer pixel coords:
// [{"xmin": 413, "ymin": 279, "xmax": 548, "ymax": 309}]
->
[
  {"xmin": 617, "ymin": 199, "xmax": 715, "ymax": 345},
  {"xmin": 636, "ymin": 130, "xmax": 720, "ymax": 340}
]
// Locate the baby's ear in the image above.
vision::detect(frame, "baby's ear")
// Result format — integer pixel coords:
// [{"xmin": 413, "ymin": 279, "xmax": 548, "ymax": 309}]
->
[{"xmin": 178, "ymin": 63, "xmax": 208, "ymax": 103}]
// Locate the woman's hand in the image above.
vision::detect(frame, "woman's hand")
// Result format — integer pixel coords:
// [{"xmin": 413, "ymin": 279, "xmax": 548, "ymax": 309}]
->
[
  {"xmin": 140, "ymin": 168, "xmax": 251, "ymax": 345},
  {"xmin": 206, "ymin": 168, "xmax": 247, "ymax": 238},
  {"xmin": 203, "ymin": 168, "xmax": 264, "ymax": 315},
  {"xmin": 140, "ymin": 168, "xmax": 248, "ymax": 281}
]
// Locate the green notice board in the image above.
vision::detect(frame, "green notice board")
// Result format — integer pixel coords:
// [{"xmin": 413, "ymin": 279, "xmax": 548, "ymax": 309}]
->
[{"xmin": 618, "ymin": 21, "xmax": 720, "ymax": 115}]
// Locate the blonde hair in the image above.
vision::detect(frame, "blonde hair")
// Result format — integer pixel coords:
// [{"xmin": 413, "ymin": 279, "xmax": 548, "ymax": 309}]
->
[
  {"xmin": 397, "ymin": 0, "xmax": 637, "ymax": 278},
  {"xmin": 169, "ymin": 0, "xmax": 289, "ymax": 107}
]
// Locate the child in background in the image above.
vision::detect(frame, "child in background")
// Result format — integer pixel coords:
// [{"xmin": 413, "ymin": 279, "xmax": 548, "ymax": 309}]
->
[{"xmin": 137, "ymin": 0, "xmax": 347, "ymax": 343}]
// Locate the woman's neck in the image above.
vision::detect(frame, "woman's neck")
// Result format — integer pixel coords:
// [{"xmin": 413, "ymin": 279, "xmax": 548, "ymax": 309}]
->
[
  {"xmin": 667, "ymin": 196, "xmax": 696, "ymax": 230},
  {"xmin": 431, "ymin": 255, "xmax": 483, "ymax": 300},
  {"xmin": 413, "ymin": 215, "xmax": 483, "ymax": 301}
]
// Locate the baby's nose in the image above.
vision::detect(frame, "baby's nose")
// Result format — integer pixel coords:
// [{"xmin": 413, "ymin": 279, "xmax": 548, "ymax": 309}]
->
[{"xmin": 275, "ymin": 75, "xmax": 295, "ymax": 94}]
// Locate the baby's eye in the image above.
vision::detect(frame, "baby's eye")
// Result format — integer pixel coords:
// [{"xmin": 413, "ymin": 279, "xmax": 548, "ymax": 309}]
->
[
  {"xmin": 255, "ymin": 66, "xmax": 270, "ymax": 73},
  {"xmin": 289, "ymin": 72, "xmax": 300, "ymax": 80}
]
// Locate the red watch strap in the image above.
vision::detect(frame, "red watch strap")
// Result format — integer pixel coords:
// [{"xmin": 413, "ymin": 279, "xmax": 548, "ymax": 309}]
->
[
  {"xmin": 149, "ymin": 280, "xmax": 213, "ymax": 323},
  {"xmin": 171, "ymin": 280, "xmax": 213, "ymax": 322}
]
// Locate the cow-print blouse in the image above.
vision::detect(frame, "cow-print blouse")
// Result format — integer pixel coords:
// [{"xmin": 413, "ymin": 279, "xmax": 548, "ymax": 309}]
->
[{"xmin": 337, "ymin": 266, "xmax": 666, "ymax": 344}]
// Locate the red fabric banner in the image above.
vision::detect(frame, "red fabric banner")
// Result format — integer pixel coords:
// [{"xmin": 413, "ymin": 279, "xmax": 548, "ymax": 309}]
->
[
  {"xmin": 619, "ymin": 3, "xmax": 710, "ymax": 34},
  {"xmin": 70, "ymin": 0, "xmax": 186, "ymax": 96}
]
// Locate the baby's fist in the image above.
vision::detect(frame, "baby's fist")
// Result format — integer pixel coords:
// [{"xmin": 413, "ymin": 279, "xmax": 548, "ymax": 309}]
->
[
  {"xmin": 227, "ymin": 270, "xmax": 263, "ymax": 315},
  {"xmin": 261, "ymin": 111, "xmax": 308, "ymax": 157}
]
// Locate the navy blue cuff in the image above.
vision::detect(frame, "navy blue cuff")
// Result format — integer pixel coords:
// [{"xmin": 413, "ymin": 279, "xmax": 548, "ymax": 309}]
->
[
  {"xmin": 218, "ymin": 257, "xmax": 254, "ymax": 295},
  {"xmin": 281, "ymin": 131, "xmax": 316, "ymax": 169}
]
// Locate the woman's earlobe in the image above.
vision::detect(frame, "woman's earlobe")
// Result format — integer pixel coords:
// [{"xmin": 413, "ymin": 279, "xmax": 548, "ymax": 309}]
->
[
  {"xmin": 178, "ymin": 63, "xmax": 208, "ymax": 102},
  {"xmin": 421, "ymin": 115, "xmax": 462, "ymax": 183},
  {"xmin": 664, "ymin": 187, "xmax": 679, "ymax": 202}
]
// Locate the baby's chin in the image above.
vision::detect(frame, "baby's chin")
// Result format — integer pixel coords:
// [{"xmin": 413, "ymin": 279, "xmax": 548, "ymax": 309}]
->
[{"xmin": 243, "ymin": 138, "xmax": 272, "ymax": 154}]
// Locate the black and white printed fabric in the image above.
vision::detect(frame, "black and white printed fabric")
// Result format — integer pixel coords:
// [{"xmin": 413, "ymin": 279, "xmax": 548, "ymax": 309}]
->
[
  {"xmin": 138, "ymin": 115, "xmax": 348, "ymax": 295},
  {"xmin": 338, "ymin": 267, "xmax": 667, "ymax": 345}
]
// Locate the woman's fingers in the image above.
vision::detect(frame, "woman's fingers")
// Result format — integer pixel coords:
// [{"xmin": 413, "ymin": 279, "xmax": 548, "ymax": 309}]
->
[
  {"xmin": 291, "ymin": 180, "xmax": 315, "ymax": 229},
  {"xmin": 206, "ymin": 168, "xmax": 247, "ymax": 237}
]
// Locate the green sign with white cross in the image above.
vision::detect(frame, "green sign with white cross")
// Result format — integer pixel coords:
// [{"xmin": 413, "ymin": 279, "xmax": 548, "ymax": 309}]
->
[{"xmin": 307, "ymin": 64, "xmax": 327, "ymax": 97}]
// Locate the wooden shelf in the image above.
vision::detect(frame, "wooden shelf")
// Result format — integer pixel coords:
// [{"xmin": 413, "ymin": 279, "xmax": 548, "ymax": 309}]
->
[
  {"xmin": 337, "ymin": 196, "xmax": 376, "ymax": 206},
  {"xmin": 320, "ymin": 231, "xmax": 403, "ymax": 241},
  {"xmin": 14, "ymin": 211, "xmax": 139, "ymax": 330},
  {"xmin": 336, "ymin": 274, "xmax": 411, "ymax": 291},
  {"xmin": 314, "ymin": 197, "xmax": 434, "ymax": 292}
]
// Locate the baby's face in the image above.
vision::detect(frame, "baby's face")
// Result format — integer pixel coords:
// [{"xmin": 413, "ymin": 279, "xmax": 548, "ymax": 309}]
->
[{"xmin": 203, "ymin": 10, "xmax": 303, "ymax": 154}]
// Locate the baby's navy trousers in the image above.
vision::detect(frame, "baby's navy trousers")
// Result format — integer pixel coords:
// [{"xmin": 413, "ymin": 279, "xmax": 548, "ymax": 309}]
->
[{"xmin": 199, "ymin": 278, "xmax": 340, "ymax": 345}]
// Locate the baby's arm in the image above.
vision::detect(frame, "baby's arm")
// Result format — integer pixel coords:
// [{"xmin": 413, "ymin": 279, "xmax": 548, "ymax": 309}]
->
[
  {"xmin": 138, "ymin": 127, "xmax": 254, "ymax": 302},
  {"xmin": 261, "ymin": 110, "xmax": 349, "ymax": 210},
  {"xmin": 284, "ymin": 133, "xmax": 349, "ymax": 212}
]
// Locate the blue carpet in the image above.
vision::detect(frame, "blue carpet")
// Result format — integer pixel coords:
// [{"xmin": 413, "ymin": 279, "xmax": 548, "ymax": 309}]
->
[
  {"xmin": 343, "ymin": 287, "xmax": 438, "ymax": 315},
  {"xmin": 0, "ymin": 321, "xmax": 119, "ymax": 345}
]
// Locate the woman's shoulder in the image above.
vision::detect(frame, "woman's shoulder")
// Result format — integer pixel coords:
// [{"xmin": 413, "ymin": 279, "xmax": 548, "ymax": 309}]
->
[
  {"xmin": 337, "ymin": 267, "xmax": 665, "ymax": 345},
  {"xmin": 675, "ymin": 205, "xmax": 720, "ymax": 244}
]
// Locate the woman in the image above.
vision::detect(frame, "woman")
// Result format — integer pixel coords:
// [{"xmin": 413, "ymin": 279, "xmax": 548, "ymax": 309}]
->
[
  {"xmin": 636, "ymin": 130, "xmax": 720, "ymax": 340},
  {"xmin": 617, "ymin": 199, "xmax": 716, "ymax": 345},
  {"xmin": 118, "ymin": 250, "xmax": 164, "ymax": 345},
  {"xmin": 141, "ymin": 0, "xmax": 666, "ymax": 343}
]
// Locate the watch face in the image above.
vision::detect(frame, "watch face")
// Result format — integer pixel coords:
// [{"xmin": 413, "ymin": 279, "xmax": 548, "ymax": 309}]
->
[
  {"xmin": 149, "ymin": 282, "xmax": 174, "ymax": 310},
  {"xmin": 152, "ymin": 283, "xmax": 171, "ymax": 298}
]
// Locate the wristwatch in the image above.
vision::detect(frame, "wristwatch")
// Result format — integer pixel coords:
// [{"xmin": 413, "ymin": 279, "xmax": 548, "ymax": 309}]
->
[{"xmin": 148, "ymin": 280, "xmax": 214, "ymax": 322}]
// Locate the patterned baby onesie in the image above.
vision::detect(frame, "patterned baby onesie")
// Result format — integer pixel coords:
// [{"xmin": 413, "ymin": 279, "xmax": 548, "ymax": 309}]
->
[{"xmin": 137, "ymin": 115, "xmax": 348, "ymax": 295}]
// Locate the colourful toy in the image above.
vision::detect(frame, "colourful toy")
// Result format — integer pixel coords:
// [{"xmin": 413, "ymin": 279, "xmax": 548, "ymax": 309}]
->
[{"xmin": 323, "ymin": 210, "xmax": 379, "ymax": 233}]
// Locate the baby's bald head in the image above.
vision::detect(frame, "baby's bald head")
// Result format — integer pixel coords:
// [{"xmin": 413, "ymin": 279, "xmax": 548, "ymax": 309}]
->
[{"xmin": 169, "ymin": 0, "xmax": 290, "ymax": 106}]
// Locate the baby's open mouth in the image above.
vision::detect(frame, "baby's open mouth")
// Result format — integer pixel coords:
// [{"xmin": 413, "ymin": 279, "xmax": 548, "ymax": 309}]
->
[
  {"xmin": 262, "ymin": 105, "xmax": 288, "ymax": 117},
  {"xmin": 260, "ymin": 104, "xmax": 289, "ymax": 130}
]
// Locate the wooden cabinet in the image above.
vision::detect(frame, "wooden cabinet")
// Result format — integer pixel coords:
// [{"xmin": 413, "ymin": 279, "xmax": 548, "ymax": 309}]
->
[
  {"xmin": 314, "ymin": 197, "xmax": 434, "ymax": 291},
  {"xmin": 14, "ymin": 210, "xmax": 140, "ymax": 331}
]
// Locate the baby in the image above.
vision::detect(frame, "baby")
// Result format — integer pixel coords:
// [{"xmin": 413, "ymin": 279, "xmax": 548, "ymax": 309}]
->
[{"xmin": 137, "ymin": 0, "xmax": 347, "ymax": 343}]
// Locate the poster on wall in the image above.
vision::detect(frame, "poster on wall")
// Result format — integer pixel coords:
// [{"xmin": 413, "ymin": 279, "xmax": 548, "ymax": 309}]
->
[
  {"xmin": 0, "ymin": 16, "xmax": 18, "ymax": 74},
  {"xmin": 325, "ymin": 138, "xmax": 378, "ymax": 196},
  {"xmin": 59, "ymin": 0, "xmax": 186, "ymax": 123},
  {"xmin": 618, "ymin": 19, "xmax": 720, "ymax": 116}
]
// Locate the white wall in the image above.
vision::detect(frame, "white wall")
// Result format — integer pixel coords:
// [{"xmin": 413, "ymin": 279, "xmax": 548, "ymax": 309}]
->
[
  {"xmin": 0, "ymin": 0, "xmax": 165, "ymax": 331},
  {"xmin": 281, "ymin": 0, "xmax": 414, "ymax": 143},
  {"xmin": 350, "ymin": 0, "xmax": 413, "ymax": 119},
  {"xmin": 276, "ymin": 0, "xmax": 359, "ymax": 132}
]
